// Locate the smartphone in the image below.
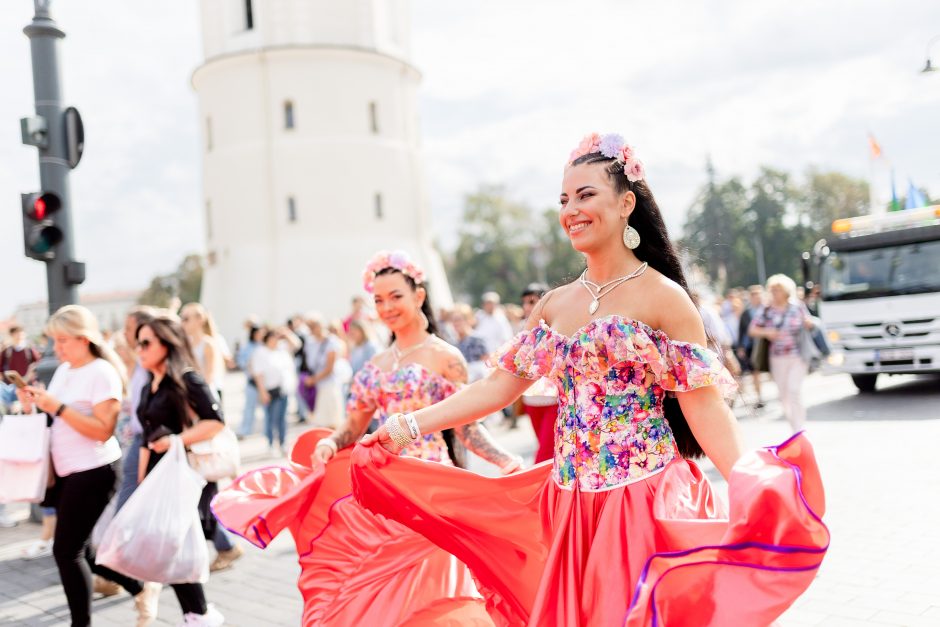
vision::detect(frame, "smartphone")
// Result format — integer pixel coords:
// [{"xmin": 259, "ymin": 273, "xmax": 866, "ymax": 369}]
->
[{"xmin": 3, "ymin": 371, "xmax": 27, "ymax": 388}]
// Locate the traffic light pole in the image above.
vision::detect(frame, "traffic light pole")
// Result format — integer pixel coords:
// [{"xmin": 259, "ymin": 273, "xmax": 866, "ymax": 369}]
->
[{"xmin": 23, "ymin": 0, "xmax": 82, "ymax": 314}]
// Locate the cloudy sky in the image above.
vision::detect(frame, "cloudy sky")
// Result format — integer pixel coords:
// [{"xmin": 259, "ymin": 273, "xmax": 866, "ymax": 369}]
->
[{"xmin": 2, "ymin": 0, "xmax": 939, "ymax": 314}]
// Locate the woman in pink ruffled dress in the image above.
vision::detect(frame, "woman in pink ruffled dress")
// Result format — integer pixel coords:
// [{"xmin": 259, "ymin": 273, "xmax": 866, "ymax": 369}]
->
[
  {"xmin": 212, "ymin": 251, "xmax": 521, "ymax": 626},
  {"xmin": 355, "ymin": 133, "xmax": 830, "ymax": 627}
]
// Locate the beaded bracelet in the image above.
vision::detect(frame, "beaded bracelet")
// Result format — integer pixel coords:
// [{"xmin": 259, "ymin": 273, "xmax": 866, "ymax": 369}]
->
[{"xmin": 385, "ymin": 413, "xmax": 416, "ymax": 449}]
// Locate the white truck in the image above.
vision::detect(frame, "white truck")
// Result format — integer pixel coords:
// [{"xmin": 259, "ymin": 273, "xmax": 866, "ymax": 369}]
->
[{"xmin": 806, "ymin": 205, "xmax": 940, "ymax": 392}]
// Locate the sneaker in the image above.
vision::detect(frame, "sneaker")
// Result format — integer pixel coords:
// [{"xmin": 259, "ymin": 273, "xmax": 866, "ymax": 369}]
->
[
  {"xmin": 134, "ymin": 582, "xmax": 162, "ymax": 626},
  {"xmin": 179, "ymin": 603, "xmax": 224, "ymax": 626},
  {"xmin": 0, "ymin": 514, "xmax": 18, "ymax": 528},
  {"xmin": 21, "ymin": 539, "xmax": 52, "ymax": 560},
  {"xmin": 210, "ymin": 545, "xmax": 244, "ymax": 572},
  {"xmin": 93, "ymin": 575, "xmax": 122, "ymax": 598}
]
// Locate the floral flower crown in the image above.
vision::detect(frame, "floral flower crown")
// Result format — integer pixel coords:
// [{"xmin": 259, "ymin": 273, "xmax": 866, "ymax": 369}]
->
[
  {"xmin": 362, "ymin": 250, "xmax": 427, "ymax": 293},
  {"xmin": 568, "ymin": 133, "xmax": 646, "ymax": 183}
]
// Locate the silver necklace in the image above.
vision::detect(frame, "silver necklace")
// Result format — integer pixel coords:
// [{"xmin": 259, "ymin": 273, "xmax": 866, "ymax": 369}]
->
[
  {"xmin": 391, "ymin": 334, "xmax": 432, "ymax": 369},
  {"xmin": 579, "ymin": 263, "xmax": 648, "ymax": 315}
]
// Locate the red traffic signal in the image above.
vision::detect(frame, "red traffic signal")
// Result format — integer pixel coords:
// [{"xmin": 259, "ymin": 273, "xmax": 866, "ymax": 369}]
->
[
  {"xmin": 21, "ymin": 191, "xmax": 64, "ymax": 261},
  {"xmin": 27, "ymin": 192, "xmax": 61, "ymax": 221}
]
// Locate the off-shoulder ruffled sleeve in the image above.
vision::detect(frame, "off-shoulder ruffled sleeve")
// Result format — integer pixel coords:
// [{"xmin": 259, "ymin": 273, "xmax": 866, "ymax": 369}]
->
[
  {"xmin": 488, "ymin": 324, "xmax": 567, "ymax": 380},
  {"xmin": 346, "ymin": 364, "xmax": 379, "ymax": 414},
  {"xmin": 654, "ymin": 340, "xmax": 738, "ymax": 398},
  {"xmin": 584, "ymin": 317, "xmax": 737, "ymax": 398}
]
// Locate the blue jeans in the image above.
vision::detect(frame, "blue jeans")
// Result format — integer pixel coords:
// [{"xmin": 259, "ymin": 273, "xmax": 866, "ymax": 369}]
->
[
  {"xmin": 240, "ymin": 382, "xmax": 260, "ymax": 436},
  {"xmin": 115, "ymin": 434, "xmax": 142, "ymax": 512},
  {"xmin": 264, "ymin": 394, "xmax": 288, "ymax": 447},
  {"xmin": 213, "ymin": 524, "xmax": 235, "ymax": 552}
]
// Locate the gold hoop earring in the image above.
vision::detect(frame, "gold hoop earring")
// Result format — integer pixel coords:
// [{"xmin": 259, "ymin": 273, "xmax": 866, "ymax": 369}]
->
[{"xmin": 623, "ymin": 224, "xmax": 641, "ymax": 249}]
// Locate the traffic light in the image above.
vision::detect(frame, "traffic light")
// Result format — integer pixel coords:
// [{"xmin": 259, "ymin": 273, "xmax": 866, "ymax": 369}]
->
[{"xmin": 21, "ymin": 191, "xmax": 64, "ymax": 260}]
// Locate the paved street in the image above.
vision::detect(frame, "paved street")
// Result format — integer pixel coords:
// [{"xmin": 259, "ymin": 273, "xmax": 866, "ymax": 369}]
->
[{"xmin": 1, "ymin": 370, "xmax": 939, "ymax": 626}]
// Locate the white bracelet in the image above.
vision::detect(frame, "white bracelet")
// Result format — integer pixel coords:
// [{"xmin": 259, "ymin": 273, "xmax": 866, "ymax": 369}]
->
[
  {"xmin": 402, "ymin": 413, "xmax": 421, "ymax": 439},
  {"xmin": 318, "ymin": 438, "xmax": 338, "ymax": 455},
  {"xmin": 385, "ymin": 413, "xmax": 416, "ymax": 449}
]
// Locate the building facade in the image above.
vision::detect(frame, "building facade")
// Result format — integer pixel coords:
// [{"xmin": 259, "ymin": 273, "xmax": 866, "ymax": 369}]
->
[
  {"xmin": 9, "ymin": 290, "xmax": 142, "ymax": 340},
  {"xmin": 192, "ymin": 0, "xmax": 452, "ymax": 343}
]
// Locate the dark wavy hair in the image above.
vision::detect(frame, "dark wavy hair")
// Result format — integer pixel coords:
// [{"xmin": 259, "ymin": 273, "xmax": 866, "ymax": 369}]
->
[
  {"xmin": 374, "ymin": 267, "xmax": 466, "ymax": 465},
  {"xmin": 571, "ymin": 152, "xmax": 704, "ymax": 458},
  {"xmin": 137, "ymin": 315, "xmax": 201, "ymax": 428}
]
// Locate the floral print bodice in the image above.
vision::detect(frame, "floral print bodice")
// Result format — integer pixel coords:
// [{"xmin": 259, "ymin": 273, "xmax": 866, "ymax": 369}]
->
[
  {"xmin": 347, "ymin": 362, "xmax": 456, "ymax": 464},
  {"xmin": 493, "ymin": 315, "xmax": 737, "ymax": 491}
]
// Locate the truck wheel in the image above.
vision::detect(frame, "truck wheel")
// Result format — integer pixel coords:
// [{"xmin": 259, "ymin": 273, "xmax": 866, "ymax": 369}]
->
[{"xmin": 851, "ymin": 374, "xmax": 878, "ymax": 393}]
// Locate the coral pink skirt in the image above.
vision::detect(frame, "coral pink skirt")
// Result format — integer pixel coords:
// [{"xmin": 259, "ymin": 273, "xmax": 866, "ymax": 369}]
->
[
  {"xmin": 212, "ymin": 429, "xmax": 492, "ymax": 626},
  {"xmin": 350, "ymin": 432, "xmax": 829, "ymax": 627}
]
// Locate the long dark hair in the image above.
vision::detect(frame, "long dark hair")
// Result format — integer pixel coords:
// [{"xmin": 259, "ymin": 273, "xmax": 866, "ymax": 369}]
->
[
  {"xmin": 374, "ymin": 267, "xmax": 465, "ymax": 466},
  {"xmin": 571, "ymin": 152, "xmax": 704, "ymax": 458},
  {"xmin": 138, "ymin": 315, "xmax": 202, "ymax": 428}
]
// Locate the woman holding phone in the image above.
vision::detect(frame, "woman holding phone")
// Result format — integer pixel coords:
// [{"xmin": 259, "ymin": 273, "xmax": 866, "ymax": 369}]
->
[{"xmin": 16, "ymin": 305, "xmax": 160, "ymax": 627}]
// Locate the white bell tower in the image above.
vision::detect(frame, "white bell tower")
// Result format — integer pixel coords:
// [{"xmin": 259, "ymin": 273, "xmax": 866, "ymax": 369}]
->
[{"xmin": 192, "ymin": 0, "xmax": 452, "ymax": 342}]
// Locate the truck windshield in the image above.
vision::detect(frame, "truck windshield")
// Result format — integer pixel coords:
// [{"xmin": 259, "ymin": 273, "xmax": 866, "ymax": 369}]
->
[{"xmin": 821, "ymin": 240, "xmax": 940, "ymax": 301}]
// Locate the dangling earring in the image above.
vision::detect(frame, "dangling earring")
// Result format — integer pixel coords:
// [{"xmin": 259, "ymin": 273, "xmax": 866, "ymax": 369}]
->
[{"xmin": 623, "ymin": 223, "xmax": 641, "ymax": 249}]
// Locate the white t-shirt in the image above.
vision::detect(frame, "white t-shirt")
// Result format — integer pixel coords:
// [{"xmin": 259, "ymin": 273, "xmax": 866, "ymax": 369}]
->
[
  {"xmin": 250, "ymin": 345, "xmax": 295, "ymax": 391},
  {"xmin": 47, "ymin": 359, "xmax": 123, "ymax": 477},
  {"xmin": 475, "ymin": 309, "xmax": 514, "ymax": 353}
]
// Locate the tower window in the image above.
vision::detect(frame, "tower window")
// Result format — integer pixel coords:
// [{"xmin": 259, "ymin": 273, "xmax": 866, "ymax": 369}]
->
[
  {"xmin": 288, "ymin": 196, "xmax": 297, "ymax": 223},
  {"xmin": 284, "ymin": 101, "xmax": 294, "ymax": 129},
  {"xmin": 374, "ymin": 193, "xmax": 383, "ymax": 220},
  {"xmin": 369, "ymin": 101, "xmax": 379, "ymax": 134},
  {"xmin": 245, "ymin": 0, "xmax": 254, "ymax": 30},
  {"xmin": 205, "ymin": 199, "xmax": 213, "ymax": 239},
  {"xmin": 206, "ymin": 117, "xmax": 212, "ymax": 151}
]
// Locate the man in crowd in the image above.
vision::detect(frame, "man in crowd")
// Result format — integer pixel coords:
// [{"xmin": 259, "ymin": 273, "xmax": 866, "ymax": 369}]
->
[{"xmin": 474, "ymin": 291, "xmax": 513, "ymax": 355}]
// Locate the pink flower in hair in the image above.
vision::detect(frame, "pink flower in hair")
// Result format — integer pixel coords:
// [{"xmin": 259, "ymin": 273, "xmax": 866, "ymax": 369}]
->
[
  {"xmin": 619, "ymin": 144, "xmax": 636, "ymax": 163},
  {"xmin": 568, "ymin": 132, "xmax": 602, "ymax": 162},
  {"xmin": 362, "ymin": 249, "xmax": 426, "ymax": 293},
  {"xmin": 623, "ymin": 157, "xmax": 646, "ymax": 183}
]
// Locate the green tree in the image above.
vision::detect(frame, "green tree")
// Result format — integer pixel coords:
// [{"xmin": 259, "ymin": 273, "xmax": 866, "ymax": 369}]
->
[
  {"xmin": 681, "ymin": 161, "xmax": 751, "ymax": 288},
  {"xmin": 139, "ymin": 254, "xmax": 204, "ymax": 308},
  {"xmin": 743, "ymin": 167, "xmax": 813, "ymax": 283},
  {"xmin": 803, "ymin": 169, "xmax": 869, "ymax": 234},
  {"xmin": 447, "ymin": 185, "xmax": 535, "ymax": 304}
]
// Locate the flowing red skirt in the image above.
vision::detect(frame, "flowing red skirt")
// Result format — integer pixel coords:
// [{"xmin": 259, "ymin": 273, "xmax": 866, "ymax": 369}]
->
[
  {"xmin": 350, "ymin": 432, "xmax": 829, "ymax": 627},
  {"xmin": 211, "ymin": 429, "xmax": 493, "ymax": 626}
]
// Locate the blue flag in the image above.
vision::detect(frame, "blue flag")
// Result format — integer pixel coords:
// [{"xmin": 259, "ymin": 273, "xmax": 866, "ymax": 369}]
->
[{"xmin": 905, "ymin": 180, "xmax": 927, "ymax": 210}]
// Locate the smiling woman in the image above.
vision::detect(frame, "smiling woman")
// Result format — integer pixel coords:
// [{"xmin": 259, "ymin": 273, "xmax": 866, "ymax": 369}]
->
[{"xmin": 353, "ymin": 133, "xmax": 830, "ymax": 626}]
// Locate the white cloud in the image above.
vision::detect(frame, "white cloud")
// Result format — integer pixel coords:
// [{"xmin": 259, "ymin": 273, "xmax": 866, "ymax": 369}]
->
[{"xmin": 2, "ymin": 0, "xmax": 940, "ymax": 316}]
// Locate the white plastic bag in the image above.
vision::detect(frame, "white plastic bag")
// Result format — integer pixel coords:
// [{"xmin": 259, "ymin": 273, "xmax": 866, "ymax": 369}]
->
[
  {"xmin": 96, "ymin": 436, "xmax": 209, "ymax": 584},
  {"xmin": 0, "ymin": 414, "xmax": 50, "ymax": 504}
]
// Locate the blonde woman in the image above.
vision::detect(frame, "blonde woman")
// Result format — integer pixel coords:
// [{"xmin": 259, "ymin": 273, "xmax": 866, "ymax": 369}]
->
[
  {"xmin": 749, "ymin": 274, "xmax": 814, "ymax": 431},
  {"xmin": 179, "ymin": 303, "xmax": 226, "ymax": 399},
  {"xmin": 17, "ymin": 306, "xmax": 160, "ymax": 627}
]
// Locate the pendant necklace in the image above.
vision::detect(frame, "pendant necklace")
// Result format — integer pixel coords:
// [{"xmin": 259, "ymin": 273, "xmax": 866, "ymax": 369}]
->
[
  {"xmin": 579, "ymin": 262, "xmax": 648, "ymax": 315},
  {"xmin": 391, "ymin": 334, "xmax": 432, "ymax": 369}
]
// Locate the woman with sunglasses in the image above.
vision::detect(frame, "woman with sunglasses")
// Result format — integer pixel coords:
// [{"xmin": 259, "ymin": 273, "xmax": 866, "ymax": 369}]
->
[{"xmin": 135, "ymin": 315, "xmax": 225, "ymax": 626}]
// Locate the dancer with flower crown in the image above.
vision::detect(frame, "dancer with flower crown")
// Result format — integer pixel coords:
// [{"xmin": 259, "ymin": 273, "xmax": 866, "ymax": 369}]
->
[
  {"xmin": 354, "ymin": 134, "xmax": 830, "ymax": 626},
  {"xmin": 212, "ymin": 250, "xmax": 521, "ymax": 626}
]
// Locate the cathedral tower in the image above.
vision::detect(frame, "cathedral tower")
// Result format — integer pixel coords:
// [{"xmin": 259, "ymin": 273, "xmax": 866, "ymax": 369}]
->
[{"xmin": 193, "ymin": 0, "xmax": 452, "ymax": 341}]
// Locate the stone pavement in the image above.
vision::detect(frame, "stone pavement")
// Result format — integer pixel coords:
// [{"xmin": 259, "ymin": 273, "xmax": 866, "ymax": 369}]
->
[{"xmin": 1, "ymin": 370, "xmax": 938, "ymax": 625}]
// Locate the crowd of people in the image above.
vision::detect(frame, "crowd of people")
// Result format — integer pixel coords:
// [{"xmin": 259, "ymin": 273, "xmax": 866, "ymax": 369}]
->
[
  {"xmin": 693, "ymin": 274, "xmax": 825, "ymax": 431},
  {"xmin": 0, "ymin": 131, "xmax": 829, "ymax": 626}
]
